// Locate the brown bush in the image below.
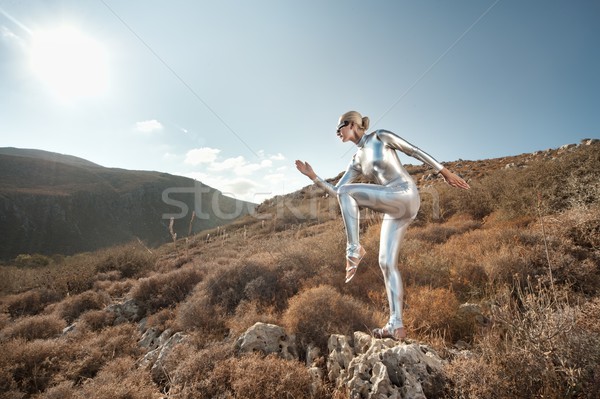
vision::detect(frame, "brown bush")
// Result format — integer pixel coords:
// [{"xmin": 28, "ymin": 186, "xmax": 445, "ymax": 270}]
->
[
  {"xmin": 92, "ymin": 279, "xmax": 133, "ymax": 298},
  {"xmin": 145, "ymin": 307, "xmax": 177, "ymax": 331},
  {"xmin": 226, "ymin": 300, "xmax": 279, "ymax": 337},
  {"xmin": 403, "ymin": 286, "xmax": 460, "ymax": 340},
  {"xmin": 409, "ymin": 214, "xmax": 481, "ymax": 244},
  {"xmin": 94, "ymin": 245, "xmax": 156, "ymax": 278},
  {"xmin": 60, "ymin": 324, "xmax": 142, "ymax": 384},
  {"xmin": 446, "ymin": 285, "xmax": 600, "ymax": 399},
  {"xmin": 401, "ymin": 241, "xmax": 452, "ymax": 289},
  {"xmin": 78, "ymin": 309, "xmax": 115, "ymax": 331},
  {"xmin": 224, "ymin": 353, "xmax": 319, "ymax": 399},
  {"xmin": 1, "ymin": 314, "xmax": 66, "ymax": 341},
  {"xmin": 0, "ymin": 312, "xmax": 8, "ymax": 331},
  {"xmin": 199, "ymin": 260, "xmax": 289, "ymax": 314},
  {"xmin": 130, "ymin": 266, "xmax": 203, "ymax": 314},
  {"xmin": 164, "ymin": 340, "xmax": 234, "ymax": 399},
  {"xmin": 36, "ymin": 381, "xmax": 76, "ymax": 399},
  {"xmin": 177, "ymin": 291, "xmax": 226, "ymax": 335},
  {"xmin": 74, "ymin": 357, "xmax": 161, "ymax": 399},
  {"xmin": 282, "ymin": 284, "xmax": 379, "ymax": 353},
  {"xmin": 4, "ymin": 288, "xmax": 62, "ymax": 318},
  {"xmin": 40, "ymin": 357, "xmax": 161, "ymax": 399},
  {"xmin": 55, "ymin": 290, "xmax": 111, "ymax": 323},
  {"xmin": 0, "ymin": 337, "xmax": 65, "ymax": 395}
]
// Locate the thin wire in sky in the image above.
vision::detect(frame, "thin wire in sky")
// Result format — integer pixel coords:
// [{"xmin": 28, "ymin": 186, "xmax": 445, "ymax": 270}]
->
[
  {"xmin": 99, "ymin": 0, "xmax": 259, "ymax": 158},
  {"xmin": 338, "ymin": 0, "xmax": 502, "ymax": 160},
  {"xmin": 0, "ymin": 7, "xmax": 32, "ymax": 35},
  {"xmin": 373, "ymin": 0, "xmax": 502, "ymax": 127}
]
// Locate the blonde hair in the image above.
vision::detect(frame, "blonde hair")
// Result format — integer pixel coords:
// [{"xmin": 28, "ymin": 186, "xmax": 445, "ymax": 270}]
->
[{"xmin": 340, "ymin": 110, "xmax": 370, "ymax": 132}]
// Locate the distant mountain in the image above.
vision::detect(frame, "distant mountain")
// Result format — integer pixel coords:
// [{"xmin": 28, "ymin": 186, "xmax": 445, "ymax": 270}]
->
[{"xmin": 0, "ymin": 148, "xmax": 255, "ymax": 260}]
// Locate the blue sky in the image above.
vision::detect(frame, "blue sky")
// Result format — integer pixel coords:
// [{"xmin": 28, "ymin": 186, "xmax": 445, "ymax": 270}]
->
[{"xmin": 1, "ymin": 0, "xmax": 598, "ymax": 202}]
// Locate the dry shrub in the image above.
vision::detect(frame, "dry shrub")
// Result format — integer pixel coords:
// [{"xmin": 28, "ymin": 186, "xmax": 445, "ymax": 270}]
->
[
  {"xmin": 94, "ymin": 244, "xmax": 155, "ymax": 278},
  {"xmin": 409, "ymin": 215, "xmax": 481, "ymax": 244},
  {"xmin": 199, "ymin": 260, "xmax": 289, "ymax": 314},
  {"xmin": 164, "ymin": 340, "xmax": 234, "ymax": 399},
  {"xmin": 226, "ymin": 300, "xmax": 279, "ymax": 337},
  {"xmin": 74, "ymin": 357, "xmax": 161, "ymax": 399},
  {"xmin": 404, "ymin": 286, "xmax": 460, "ymax": 340},
  {"xmin": 55, "ymin": 290, "xmax": 111, "ymax": 323},
  {"xmin": 401, "ymin": 241, "xmax": 453, "ymax": 289},
  {"xmin": 60, "ymin": 324, "xmax": 142, "ymax": 384},
  {"xmin": 282, "ymin": 284, "xmax": 378, "ymax": 353},
  {"xmin": 446, "ymin": 285, "xmax": 600, "ymax": 399},
  {"xmin": 145, "ymin": 307, "xmax": 177, "ymax": 331},
  {"xmin": 92, "ymin": 279, "xmax": 133, "ymax": 298},
  {"xmin": 130, "ymin": 266, "xmax": 203, "ymax": 314},
  {"xmin": 1, "ymin": 314, "xmax": 66, "ymax": 341},
  {"xmin": 78, "ymin": 309, "xmax": 115, "ymax": 331},
  {"xmin": 223, "ymin": 353, "xmax": 318, "ymax": 399},
  {"xmin": 4, "ymin": 288, "xmax": 62, "ymax": 318},
  {"xmin": 177, "ymin": 291, "xmax": 226, "ymax": 334},
  {"xmin": 37, "ymin": 381, "xmax": 76, "ymax": 399},
  {"xmin": 0, "ymin": 312, "xmax": 8, "ymax": 330},
  {"xmin": 0, "ymin": 337, "xmax": 64, "ymax": 395}
]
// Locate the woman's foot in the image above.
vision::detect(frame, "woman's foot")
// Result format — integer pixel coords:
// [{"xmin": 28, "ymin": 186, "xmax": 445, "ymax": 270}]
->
[
  {"xmin": 345, "ymin": 245, "xmax": 366, "ymax": 283},
  {"xmin": 372, "ymin": 323, "xmax": 406, "ymax": 341}
]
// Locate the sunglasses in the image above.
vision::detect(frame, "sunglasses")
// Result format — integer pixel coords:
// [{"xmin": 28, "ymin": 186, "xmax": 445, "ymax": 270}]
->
[{"xmin": 336, "ymin": 120, "xmax": 350, "ymax": 133}]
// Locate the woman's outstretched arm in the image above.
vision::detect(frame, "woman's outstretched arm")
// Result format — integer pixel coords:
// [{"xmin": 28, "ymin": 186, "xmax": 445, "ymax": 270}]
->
[
  {"xmin": 375, "ymin": 130, "xmax": 470, "ymax": 190},
  {"xmin": 295, "ymin": 160, "xmax": 360, "ymax": 196}
]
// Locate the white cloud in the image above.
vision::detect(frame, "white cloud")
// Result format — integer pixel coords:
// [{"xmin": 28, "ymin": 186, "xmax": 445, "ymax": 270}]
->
[
  {"xmin": 209, "ymin": 156, "xmax": 246, "ymax": 172},
  {"xmin": 134, "ymin": 119, "xmax": 163, "ymax": 133},
  {"xmin": 270, "ymin": 153, "xmax": 285, "ymax": 161},
  {"xmin": 178, "ymin": 148, "xmax": 294, "ymax": 201},
  {"xmin": 185, "ymin": 147, "xmax": 221, "ymax": 165}
]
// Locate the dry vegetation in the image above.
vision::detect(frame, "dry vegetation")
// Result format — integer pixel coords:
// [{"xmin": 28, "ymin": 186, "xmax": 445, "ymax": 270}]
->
[{"xmin": 0, "ymin": 142, "xmax": 598, "ymax": 398}]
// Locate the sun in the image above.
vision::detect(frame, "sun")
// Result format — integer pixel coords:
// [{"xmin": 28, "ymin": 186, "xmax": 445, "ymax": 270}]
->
[{"xmin": 30, "ymin": 26, "xmax": 109, "ymax": 101}]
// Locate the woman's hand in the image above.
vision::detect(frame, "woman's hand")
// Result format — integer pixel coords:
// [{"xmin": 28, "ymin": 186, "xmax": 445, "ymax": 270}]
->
[
  {"xmin": 295, "ymin": 160, "xmax": 317, "ymax": 180},
  {"xmin": 439, "ymin": 168, "xmax": 470, "ymax": 190}
]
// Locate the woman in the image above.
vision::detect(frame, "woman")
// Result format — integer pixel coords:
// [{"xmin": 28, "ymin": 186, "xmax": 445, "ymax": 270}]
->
[{"xmin": 295, "ymin": 110, "xmax": 469, "ymax": 340}]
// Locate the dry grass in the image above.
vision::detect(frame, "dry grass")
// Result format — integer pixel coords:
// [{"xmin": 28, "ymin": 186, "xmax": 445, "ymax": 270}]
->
[
  {"xmin": 445, "ymin": 285, "xmax": 600, "ymax": 399},
  {"xmin": 53, "ymin": 290, "xmax": 111, "ymax": 324},
  {"xmin": 1, "ymin": 314, "xmax": 66, "ymax": 341},
  {"xmin": 282, "ymin": 284, "xmax": 380, "ymax": 353},
  {"xmin": 130, "ymin": 265, "xmax": 203, "ymax": 315},
  {"xmin": 0, "ymin": 143, "xmax": 598, "ymax": 398}
]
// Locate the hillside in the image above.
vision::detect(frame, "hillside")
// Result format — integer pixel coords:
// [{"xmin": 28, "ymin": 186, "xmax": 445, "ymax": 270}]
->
[
  {"xmin": 0, "ymin": 140, "xmax": 598, "ymax": 399},
  {"xmin": 0, "ymin": 148, "xmax": 255, "ymax": 261}
]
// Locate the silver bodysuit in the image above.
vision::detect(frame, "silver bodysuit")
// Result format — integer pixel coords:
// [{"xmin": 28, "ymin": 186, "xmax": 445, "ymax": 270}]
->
[{"xmin": 312, "ymin": 130, "xmax": 443, "ymax": 329}]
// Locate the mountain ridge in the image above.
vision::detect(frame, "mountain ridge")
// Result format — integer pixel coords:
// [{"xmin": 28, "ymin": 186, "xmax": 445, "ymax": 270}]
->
[{"xmin": 0, "ymin": 147, "xmax": 255, "ymax": 260}]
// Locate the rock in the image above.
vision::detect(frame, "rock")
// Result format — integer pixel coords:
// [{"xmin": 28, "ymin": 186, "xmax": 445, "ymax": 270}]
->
[
  {"xmin": 138, "ymin": 327, "xmax": 160, "ymax": 349},
  {"xmin": 327, "ymin": 332, "xmax": 445, "ymax": 399},
  {"xmin": 138, "ymin": 327, "xmax": 173, "ymax": 350},
  {"xmin": 457, "ymin": 303, "xmax": 490, "ymax": 326},
  {"xmin": 150, "ymin": 332, "xmax": 187, "ymax": 383},
  {"xmin": 306, "ymin": 343, "xmax": 321, "ymax": 367},
  {"xmin": 62, "ymin": 323, "xmax": 77, "ymax": 335},
  {"xmin": 581, "ymin": 138, "xmax": 599, "ymax": 145},
  {"xmin": 235, "ymin": 322, "xmax": 298, "ymax": 360},
  {"xmin": 106, "ymin": 299, "xmax": 143, "ymax": 324},
  {"xmin": 559, "ymin": 143, "xmax": 576, "ymax": 151}
]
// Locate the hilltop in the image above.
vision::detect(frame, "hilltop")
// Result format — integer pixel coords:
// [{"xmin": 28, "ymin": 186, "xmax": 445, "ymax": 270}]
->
[
  {"xmin": 0, "ymin": 140, "xmax": 598, "ymax": 398},
  {"xmin": 0, "ymin": 148, "xmax": 255, "ymax": 261}
]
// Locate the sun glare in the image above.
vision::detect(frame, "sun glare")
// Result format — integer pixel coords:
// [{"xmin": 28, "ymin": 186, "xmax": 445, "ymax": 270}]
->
[{"xmin": 30, "ymin": 26, "xmax": 109, "ymax": 101}]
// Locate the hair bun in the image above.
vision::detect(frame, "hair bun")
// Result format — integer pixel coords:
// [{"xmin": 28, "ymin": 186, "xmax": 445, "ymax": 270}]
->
[{"xmin": 362, "ymin": 116, "xmax": 370, "ymax": 131}]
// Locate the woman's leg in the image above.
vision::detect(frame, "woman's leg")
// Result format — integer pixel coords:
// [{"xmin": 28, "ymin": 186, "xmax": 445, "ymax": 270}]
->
[
  {"xmin": 378, "ymin": 215, "xmax": 413, "ymax": 330},
  {"xmin": 337, "ymin": 183, "xmax": 416, "ymax": 259}
]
